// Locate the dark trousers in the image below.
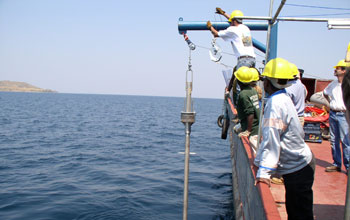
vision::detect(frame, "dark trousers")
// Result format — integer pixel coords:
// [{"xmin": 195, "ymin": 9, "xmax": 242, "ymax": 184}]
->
[{"xmin": 282, "ymin": 155, "xmax": 315, "ymax": 220}]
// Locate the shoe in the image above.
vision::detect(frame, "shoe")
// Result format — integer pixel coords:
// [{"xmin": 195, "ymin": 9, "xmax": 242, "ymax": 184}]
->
[
  {"xmin": 271, "ymin": 177, "xmax": 284, "ymax": 185},
  {"xmin": 325, "ymin": 166, "xmax": 341, "ymax": 172}
]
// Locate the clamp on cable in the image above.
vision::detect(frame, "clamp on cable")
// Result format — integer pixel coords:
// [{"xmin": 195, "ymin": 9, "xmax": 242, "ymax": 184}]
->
[{"xmin": 182, "ymin": 33, "xmax": 196, "ymax": 50}]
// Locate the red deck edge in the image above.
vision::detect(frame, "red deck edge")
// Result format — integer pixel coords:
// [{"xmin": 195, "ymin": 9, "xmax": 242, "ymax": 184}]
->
[
  {"xmin": 241, "ymin": 136, "xmax": 282, "ymax": 220},
  {"xmin": 240, "ymin": 137, "xmax": 348, "ymax": 220}
]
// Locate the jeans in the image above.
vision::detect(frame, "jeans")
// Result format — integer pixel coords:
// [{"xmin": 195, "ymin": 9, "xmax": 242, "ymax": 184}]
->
[
  {"xmin": 329, "ymin": 111, "xmax": 350, "ymax": 170},
  {"xmin": 227, "ymin": 57, "xmax": 255, "ymax": 94}
]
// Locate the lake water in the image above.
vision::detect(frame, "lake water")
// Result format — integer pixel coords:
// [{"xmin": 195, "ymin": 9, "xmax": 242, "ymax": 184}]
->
[{"xmin": 0, "ymin": 92, "xmax": 234, "ymax": 220}]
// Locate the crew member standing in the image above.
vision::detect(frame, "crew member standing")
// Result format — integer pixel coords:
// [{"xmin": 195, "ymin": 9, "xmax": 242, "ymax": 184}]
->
[
  {"xmin": 207, "ymin": 8, "xmax": 255, "ymax": 70},
  {"xmin": 234, "ymin": 67, "xmax": 260, "ymax": 153},
  {"xmin": 207, "ymin": 8, "xmax": 256, "ymax": 92},
  {"xmin": 254, "ymin": 58, "xmax": 315, "ymax": 220},
  {"xmin": 324, "ymin": 59, "xmax": 350, "ymax": 172}
]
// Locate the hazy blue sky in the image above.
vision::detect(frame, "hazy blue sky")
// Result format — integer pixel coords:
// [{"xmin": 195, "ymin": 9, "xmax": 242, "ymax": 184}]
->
[{"xmin": 0, "ymin": 0, "xmax": 349, "ymax": 98}]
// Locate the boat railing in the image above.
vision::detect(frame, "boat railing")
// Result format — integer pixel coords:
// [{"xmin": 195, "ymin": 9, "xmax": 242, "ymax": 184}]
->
[{"xmin": 225, "ymin": 95, "xmax": 282, "ymax": 220}]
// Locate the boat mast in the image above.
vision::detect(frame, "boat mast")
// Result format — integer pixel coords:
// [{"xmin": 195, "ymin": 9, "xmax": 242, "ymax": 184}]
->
[{"xmin": 258, "ymin": 0, "xmax": 285, "ymax": 154}]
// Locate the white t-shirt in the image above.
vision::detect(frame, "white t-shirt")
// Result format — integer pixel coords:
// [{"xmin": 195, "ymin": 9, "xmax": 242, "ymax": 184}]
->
[
  {"xmin": 218, "ymin": 24, "xmax": 255, "ymax": 58},
  {"xmin": 324, "ymin": 80, "xmax": 346, "ymax": 111}
]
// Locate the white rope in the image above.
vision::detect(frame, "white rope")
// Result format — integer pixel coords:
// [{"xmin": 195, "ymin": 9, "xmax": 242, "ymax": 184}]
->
[
  {"xmin": 195, "ymin": 44, "xmax": 265, "ymax": 67},
  {"xmin": 196, "ymin": 44, "xmax": 234, "ymax": 56}
]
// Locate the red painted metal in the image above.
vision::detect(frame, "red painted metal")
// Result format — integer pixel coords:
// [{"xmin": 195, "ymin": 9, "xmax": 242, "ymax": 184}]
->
[
  {"xmin": 240, "ymin": 137, "xmax": 346, "ymax": 220},
  {"xmin": 241, "ymin": 136, "xmax": 282, "ymax": 220}
]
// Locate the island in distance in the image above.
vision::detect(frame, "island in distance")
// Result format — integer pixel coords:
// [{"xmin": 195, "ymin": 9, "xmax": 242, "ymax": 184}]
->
[{"xmin": 0, "ymin": 80, "xmax": 57, "ymax": 93}]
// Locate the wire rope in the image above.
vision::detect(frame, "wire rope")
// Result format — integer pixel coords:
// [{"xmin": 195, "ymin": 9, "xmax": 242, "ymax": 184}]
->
[
  {"xmin": 283, "ymin": 13, "xmax": 350, "ymax": 17},
  {"xmin": 196, "ymin": 43, "xmax": 266, "ymax": 68},
  {"xmin": 285, "ymin": 3, "xmax": 350, "ymax": 11}
]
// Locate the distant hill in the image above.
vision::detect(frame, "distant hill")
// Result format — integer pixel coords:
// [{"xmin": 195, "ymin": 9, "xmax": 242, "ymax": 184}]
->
[{"xmin": 0, "ymin": 80, "xmax": 57, "ymax": 93}]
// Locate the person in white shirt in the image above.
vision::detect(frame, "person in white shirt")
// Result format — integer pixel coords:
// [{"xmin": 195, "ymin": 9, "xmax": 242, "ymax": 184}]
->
[
  {"xmin": 324, "ymin": 59, "xmax": 350, "ymax": 172},
  {"xmin": 207, "ymin": 8, "xmax": 255, "ymax": 69},
  {"xmin": 207, "ymin": 8, "xmax": 256, "ymax": 92},
  {"xmin": 254, "ymin": 58, "xmax": 315, "ymax": 220}
]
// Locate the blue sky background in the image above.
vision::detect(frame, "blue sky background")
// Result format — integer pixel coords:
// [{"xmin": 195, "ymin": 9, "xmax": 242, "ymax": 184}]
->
[{"xmin": 0, "ymin": 0, "xmax": 349, "ymax": 98}]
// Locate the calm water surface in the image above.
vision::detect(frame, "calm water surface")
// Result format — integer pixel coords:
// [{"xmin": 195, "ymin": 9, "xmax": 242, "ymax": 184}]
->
[{"xmin": 0, "ymin": 92, "xmax": 234, "ymax": 220}]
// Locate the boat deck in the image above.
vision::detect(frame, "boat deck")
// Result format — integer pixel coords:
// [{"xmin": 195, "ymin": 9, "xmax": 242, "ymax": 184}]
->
[
  {"xmin": 269, "ymin": 140, "xmax": 347, "ymax": 220},
  {"xmin": 239, "ymin": 136, "xmax": 347, "ymax": 219}
]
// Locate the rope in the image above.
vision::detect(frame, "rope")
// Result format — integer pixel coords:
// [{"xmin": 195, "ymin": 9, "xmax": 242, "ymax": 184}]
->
[
  {"xmin": 195, "ymin": 44, "xmax": 266, "ymax": 67},
  {"xmin": 285, "ymin": 3, "xmax": 350, "ymax": 11},
  {"xmin": 283, "ymin": 12, "xmax": 350, "ymax": 17},
  {"xmin": 196, "ymin": 44, "xmax": 234, "ymax": 56},
  {"xmin": 284, "ymin": 3, "xmax": 350, "ymax": 17},
  {"xmin": 187, "ymin": 48, "xmax": 192, "ymax": 73}
]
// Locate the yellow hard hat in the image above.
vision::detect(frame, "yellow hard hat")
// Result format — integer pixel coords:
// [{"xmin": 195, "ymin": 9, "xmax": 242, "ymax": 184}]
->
[
  {"xmin": 234, "ymin": 66, "xmax": 253, "ymax": 83},
  {"xmin": 228, "ymin": 10, "xmax": 244, "ymax": 22},
  {"xmin": 251, "ymin": 68, "xmax": 260, "ymax": 81},
  {"xmin": 262, "ymin": 58, "xmax": 294, "ymax": 79},
  {"xmin": 334, "ymin": 59, "xmax": 350, "ymax": 68},
  {"xmin": 289, "ymin": 62, "xmax": 300, "ymax": 78}
]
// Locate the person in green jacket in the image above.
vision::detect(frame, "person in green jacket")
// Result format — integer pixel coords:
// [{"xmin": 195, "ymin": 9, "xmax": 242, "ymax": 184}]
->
[{"xmin": 234, "ymin": 66, "xmax": 260, "ymax": 153}]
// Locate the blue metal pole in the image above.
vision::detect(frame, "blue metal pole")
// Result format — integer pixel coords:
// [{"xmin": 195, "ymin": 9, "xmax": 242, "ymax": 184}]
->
[
  {"xmin": 178, "ymin": 21, "xmax": 269, "ymax": 33},
  {"xmin": 267, "ymin": 22, "xmax": 278, "ymax": 61},
  {"xmin": 178, "ymin": 18, "xmax": 268, "ymax": 53},
  {"xmin": 178, "ymin": 19, "xmax": 269, "ymax": 54},
  {"xmin": 252, "ymin": 38, "xmax": 266, "ymax": 54}
]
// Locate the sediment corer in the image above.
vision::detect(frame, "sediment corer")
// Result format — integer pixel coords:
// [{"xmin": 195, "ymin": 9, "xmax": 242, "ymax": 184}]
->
[{"xmin": 182, "ymin": 33, "xmax": 196, "ymax": 50}]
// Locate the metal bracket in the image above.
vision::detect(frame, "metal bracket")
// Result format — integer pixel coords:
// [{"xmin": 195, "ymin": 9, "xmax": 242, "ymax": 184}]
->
[{"xmin": 181, "ymin": 112, "xmax": 196, "ymax": 124}]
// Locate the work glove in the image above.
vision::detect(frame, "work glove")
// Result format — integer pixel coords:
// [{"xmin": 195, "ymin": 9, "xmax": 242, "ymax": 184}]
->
[
  {"xmin": 216, "ymin": 7, "xmax": 225, "ymax": 15},
  {"xmin": 206, "ymin": 21, "xmax": 212, "ymax": 30},
  {"xmin": 238, "ymin": 130, "xmax": 250, "ymax": 137}
]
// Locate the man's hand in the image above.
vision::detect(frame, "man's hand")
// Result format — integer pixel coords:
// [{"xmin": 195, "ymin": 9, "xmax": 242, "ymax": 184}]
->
[
  {"xmin": 216, "ymin": 7, "xmax": 225, "ymax": 15},
  {"xmin": 206, "ymin": 21, "xmax": 212, "ymax": 30},
  {"xmin": 255, "ymin": 177, "xmax": 271, "ymax": 187},
  {"xmin": 238, "ymin": 130, "xmax": 250, "ymax": 137}
]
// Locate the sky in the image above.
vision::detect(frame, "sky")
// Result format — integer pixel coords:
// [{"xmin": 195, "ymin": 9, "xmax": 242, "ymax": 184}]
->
[{"xmin": 0, "ymin": 0, "xmax": 349, "ymax": 99}]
